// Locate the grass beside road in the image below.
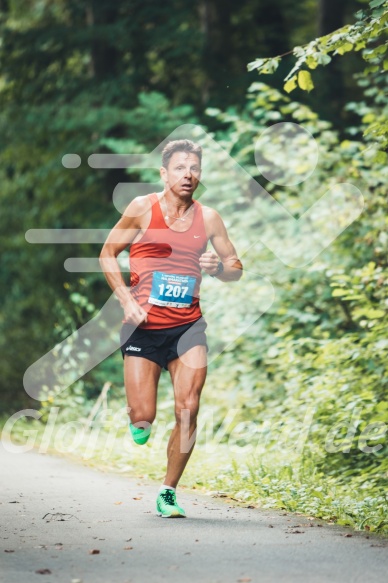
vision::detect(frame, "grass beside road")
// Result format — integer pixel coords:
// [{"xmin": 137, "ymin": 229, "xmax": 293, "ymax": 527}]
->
[{"xmin": 2, "ymin": 396, "xmax": 388, "ymax": 536}]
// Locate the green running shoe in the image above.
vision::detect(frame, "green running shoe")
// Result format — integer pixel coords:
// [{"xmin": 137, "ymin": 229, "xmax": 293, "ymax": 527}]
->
[
  {"xmin": 156, "ymin": 488, "xmax": 186, "ymax": 518},
  {"xmin": 129, "ymin": 422, "xmax": 152, "ymax": 445}
]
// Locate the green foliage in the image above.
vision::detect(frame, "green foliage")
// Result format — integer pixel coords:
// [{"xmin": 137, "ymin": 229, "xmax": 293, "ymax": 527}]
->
[
  {"xmin": 248, "ymin": 0, "xmax": 388, "ymax": 91},
  {"xmin": 5, "ymin": 77, "xmax": 386, "ymax": 532},
  {"xmin": 192, "ymin": 81, "xmax": 387, "ymax": 530},
  {"xmin": 208, "ymin": 460, "xmax": 388, "ymax": 532},
  {"xmin": 248, "ymin": 1, "xmax": 388, "ymax": 146},
  {"xmin": 0, "ymin": 87, "xmax": 197, "ymax": 403},
  {"xmin": 0, "ymin": 0, "xmax": 322, "ymax": 406},
  {"xmin": 1, "ymin": 0, "xmax": 387, "ymax": 533}
]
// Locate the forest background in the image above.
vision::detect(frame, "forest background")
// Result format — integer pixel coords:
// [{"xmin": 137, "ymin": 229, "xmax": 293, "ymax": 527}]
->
[{"xmin": 1, "ymin": 0, "xmax": 387, "ymax": 533}]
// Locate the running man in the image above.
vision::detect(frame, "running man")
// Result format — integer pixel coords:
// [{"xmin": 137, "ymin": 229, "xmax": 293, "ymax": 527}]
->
[{"xmin": 100, "ymin": 139, "xmax": 242, "ymax": 517}]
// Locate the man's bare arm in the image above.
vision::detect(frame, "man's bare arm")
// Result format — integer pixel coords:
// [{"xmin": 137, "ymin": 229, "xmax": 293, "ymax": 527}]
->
[
  {"xmin": 200, "ymin": 208, "xmax": 243, "ymax": 282},
  {"xmin": 99, "ymin": 197, "xmax": 149, "ymax": 325}
]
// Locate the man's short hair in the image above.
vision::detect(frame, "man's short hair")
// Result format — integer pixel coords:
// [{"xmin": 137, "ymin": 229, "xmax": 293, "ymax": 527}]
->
[{"xmin": 162, "ymin": 139, "xmax": 202, "ymax": 169}]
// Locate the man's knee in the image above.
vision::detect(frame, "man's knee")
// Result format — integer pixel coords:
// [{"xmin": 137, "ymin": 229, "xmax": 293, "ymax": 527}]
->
[
  {"xmin": 175, "ymin": 398, "xmax": 200, "ymax": 425},
  {"xmin": 127, "ymin": 405, "xmax": 156, "ymax": 426}
]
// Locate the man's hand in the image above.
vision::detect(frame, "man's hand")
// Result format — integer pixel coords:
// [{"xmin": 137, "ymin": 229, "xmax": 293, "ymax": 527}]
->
[
  {"xmin": 122, "ymin": 297, "xmax": 148, "ymax": 326},
  {"xmin": 199, "ymin": 250, "xmax": 220, "ymax": 276}
]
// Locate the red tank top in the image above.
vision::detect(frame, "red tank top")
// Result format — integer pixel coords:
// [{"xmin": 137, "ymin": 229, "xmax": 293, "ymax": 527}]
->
[{"xmin": 129, "ymin": 193, "xmax": 208, "ymax": 329}]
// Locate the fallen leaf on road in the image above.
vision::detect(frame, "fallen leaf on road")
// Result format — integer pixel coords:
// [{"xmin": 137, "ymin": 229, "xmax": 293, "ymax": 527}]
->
[
  {"xmin": 124, "ymin": 547, "xmax": 133, "ymax": 550},
  {"xmin": 114, "ymin": 502, "xmax": 123, "ymax": 505},
  {"xmin": 268, "ymin": 525, "xmax": 274, "ymax": 528},
  {"xmin": 291, "ymin": 530, "xmax": 304, "ymax": 534},
  {"xmin": 42, "ymin": 513, "xmax": 78, "ymax": 522},
  {"xmin": 4, "ymin": 549, "xmax": 15, "ymax": 553},
  {"xmin": 35, "ymin": 569, "xmax": 52, "ymax": 575},
  {"xmin": 343, "ymin": 534, "xmax": 352, "ymax": 538},
  {"xmin": 133, "ymin": 497, "xmax": 142, "ymax": 500},
  {"xmin": 8, "ymin": 501, "xmax": 20, "ymax": 504},
  {"xmin": 89, "ymin": 549, "xmax": 100, "ymax": 555}
]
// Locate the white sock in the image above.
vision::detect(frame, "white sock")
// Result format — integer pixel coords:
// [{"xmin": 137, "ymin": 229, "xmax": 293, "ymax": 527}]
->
[{"xmin": 159, "ymin": 485, "xmax": 176, "ymax": 493}]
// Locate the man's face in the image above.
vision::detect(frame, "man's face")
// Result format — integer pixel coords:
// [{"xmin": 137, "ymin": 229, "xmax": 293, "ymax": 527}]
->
[{"xmin": 160, "ymin": 151, "xmax": 201, "ymax": 197}]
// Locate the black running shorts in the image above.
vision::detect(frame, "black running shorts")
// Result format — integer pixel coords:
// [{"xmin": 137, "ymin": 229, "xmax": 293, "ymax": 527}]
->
[{"xmin": 120, "ymin": 317, "xmax": 208, "ymax": 370}]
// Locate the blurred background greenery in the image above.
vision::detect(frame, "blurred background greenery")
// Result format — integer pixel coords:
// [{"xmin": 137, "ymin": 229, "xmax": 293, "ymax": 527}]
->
[{"xmin": 0, "ymin": 0, "xmax": 387, "ymax": 531}]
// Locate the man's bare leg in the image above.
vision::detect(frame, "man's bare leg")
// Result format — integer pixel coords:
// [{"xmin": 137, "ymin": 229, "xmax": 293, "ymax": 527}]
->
[
  {"xmin": 163, "ymin": 345, "xmax": 207, "ymax": 488},
  {"xmin": 124, "ymin": 356, "xmax": 161, "ymax": 428}
]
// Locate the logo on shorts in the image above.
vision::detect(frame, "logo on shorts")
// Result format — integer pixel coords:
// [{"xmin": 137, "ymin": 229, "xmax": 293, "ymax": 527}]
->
[
  {"xmin": 194, "ymin": 235, "xmax": 200, "ymax": 238},
  {"xmin": 126, "ymin": 345, "xmax": 142, "ymax": 352}
]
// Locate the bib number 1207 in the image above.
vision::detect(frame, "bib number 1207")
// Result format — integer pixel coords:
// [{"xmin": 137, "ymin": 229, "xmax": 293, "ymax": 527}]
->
[
  {"xmin": 149, "ymin": 271, "xmax": 196, "ymax": 308},
  {"xmin": 158, "ymin": 283, "xmax": 188, "ymax": 299}
]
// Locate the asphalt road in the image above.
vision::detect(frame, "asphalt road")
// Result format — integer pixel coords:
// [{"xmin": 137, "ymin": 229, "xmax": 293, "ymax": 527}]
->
[{"xmin": 1, "ymin": 441, "xmax": 387, "ymax": 583}]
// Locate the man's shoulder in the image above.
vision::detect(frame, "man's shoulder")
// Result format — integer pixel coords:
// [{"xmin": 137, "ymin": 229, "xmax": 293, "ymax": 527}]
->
[
  {"xmin": 199, "ymin": 204, "xmax": 222, "ymax": 227},
  {"xmin": 199, "ymin": 204, "xmax": 219, "ymax": 220},
  {"xmin": 198, "ymin": 204, "xmax": 223, "ymax": 238},
  {"xmin": 123, "ymin": 193, "xmax": 155, "ymax": 218},
  {"xmin": 130, "ymin": 193, "xmax": 155, "ymax": 212}
]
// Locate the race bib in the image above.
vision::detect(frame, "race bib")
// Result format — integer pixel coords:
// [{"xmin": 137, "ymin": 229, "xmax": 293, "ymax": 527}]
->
[{"xmin": 149, "ymin": 271, "xmax": 196, "ymax": 308}]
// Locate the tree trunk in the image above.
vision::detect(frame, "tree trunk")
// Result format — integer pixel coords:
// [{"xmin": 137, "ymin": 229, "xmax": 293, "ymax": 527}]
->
[
  {"xmin": 85, "ymin": 0, "xmax": 119, "ymax": 80},
  {"xmin": 0, "ymin": 0, "xmax": 9, "ymax": 13},
  {"xmin": 318, "ymin": 0, "xmax": 347, "ymax": 35},
  {"xmin": 198, "ymin": 0, "xmax": 212, "ymax": 104},
  {"xmin": 316, "ymin": 0, "xmax": 349, "ymax": 124}
]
